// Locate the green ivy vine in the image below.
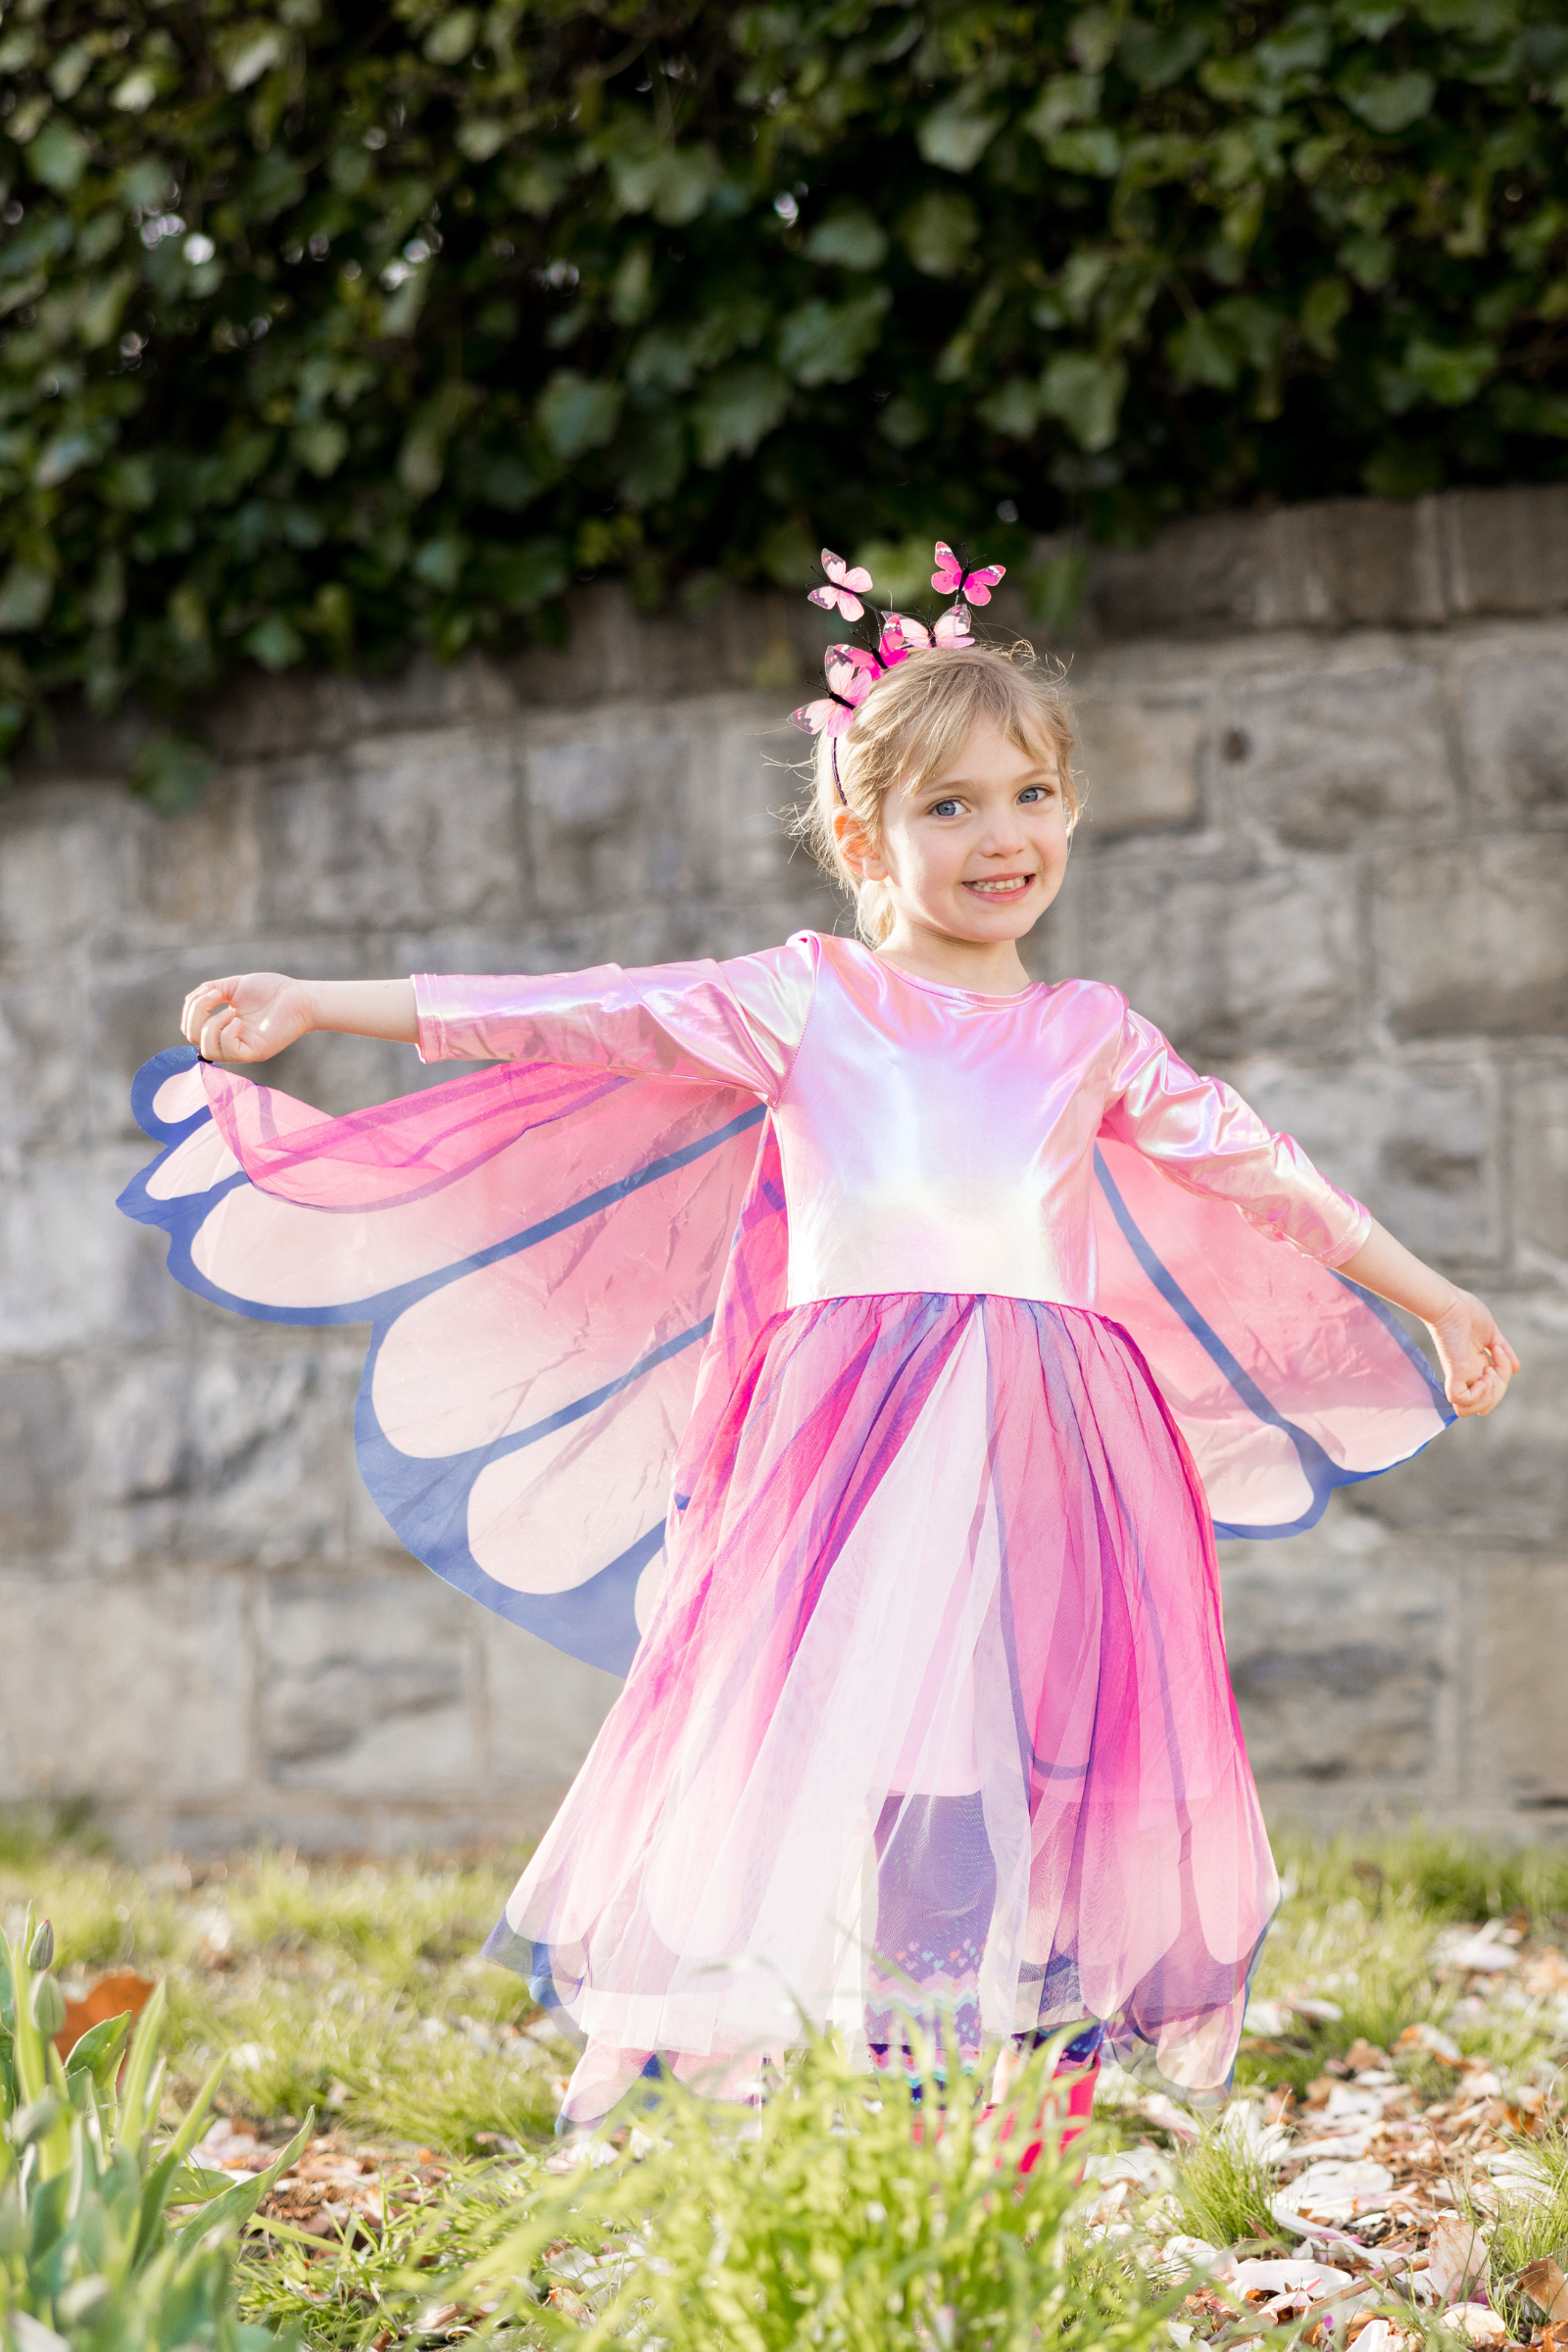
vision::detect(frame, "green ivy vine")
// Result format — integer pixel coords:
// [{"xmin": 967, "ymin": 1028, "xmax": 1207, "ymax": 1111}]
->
[{"xmin": 2, "ymin": 0, "xmax": 1566, "ymax": 799}]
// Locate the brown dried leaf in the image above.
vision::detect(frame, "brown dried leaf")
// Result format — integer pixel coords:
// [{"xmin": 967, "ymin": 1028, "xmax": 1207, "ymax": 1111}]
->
[
  {"xmin": 55, "ymin": 1970, "xmax": 157, "ymax": 2060},
  {"xmin": 1517, "ymin": 2261, "xmax": 1568, "ymax": 2324}
]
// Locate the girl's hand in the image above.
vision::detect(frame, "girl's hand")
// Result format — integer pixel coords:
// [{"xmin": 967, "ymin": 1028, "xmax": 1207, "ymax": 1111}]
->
[
  {"xmin": 1428, "ymin": 1289, "xmax": 1519, "ymax": 1418},
  {"xmin": 181, "ymin": 972, "xmax": 315, "ymax": 1063}
]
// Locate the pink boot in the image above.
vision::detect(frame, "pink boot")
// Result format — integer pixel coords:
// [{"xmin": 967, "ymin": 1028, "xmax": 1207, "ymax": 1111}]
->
[{"xmin": 1016, "ymin": 2048, "xmax": 1100, "ymax": 2175}]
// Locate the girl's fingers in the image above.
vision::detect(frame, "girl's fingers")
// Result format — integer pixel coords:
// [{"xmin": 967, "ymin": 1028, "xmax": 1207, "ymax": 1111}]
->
[
  {"xmin": 199, "ymin": 1006, "xmax": 236, "ymax": 1061},
  {"xmin": 1451, "ymin": 1359, "xmax": 1512, "ymax": 1416},
  {"xmin": 183, "ymin": 982, "xmax": 234, "ymax": 1046}
]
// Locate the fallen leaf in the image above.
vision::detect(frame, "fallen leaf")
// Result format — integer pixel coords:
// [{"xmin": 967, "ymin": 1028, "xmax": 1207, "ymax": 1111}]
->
[
  {"xmin": 1421, "ymin": 2215, "xmax": 1491, "ymax": 2307},
  {"xmin": 1442, "ymin": 2308, "xmax": 1506, "ymax": 2347},
  {"xmin": 55, "ymin": 1970, "xmax": 156, "ymax": 2060},
  {"xmin": 1517, "ymin": 2260, "xmax": 1568, "ymax": 2324},
  {"xmin": 1396, "ymin": 2022, "xmax": 1463, "ymax": 2066}
]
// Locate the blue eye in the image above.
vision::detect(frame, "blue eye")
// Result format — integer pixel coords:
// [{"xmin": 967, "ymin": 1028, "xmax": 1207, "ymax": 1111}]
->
[{"xmin": 930, "ymin": 798, "xmax": 962, "ymax": 817}]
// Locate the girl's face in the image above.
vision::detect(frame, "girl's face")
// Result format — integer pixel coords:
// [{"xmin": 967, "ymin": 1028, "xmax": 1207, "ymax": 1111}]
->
[{"xmin": 834, "ymin": 713, "xmax": 1071, "ymax": 950}]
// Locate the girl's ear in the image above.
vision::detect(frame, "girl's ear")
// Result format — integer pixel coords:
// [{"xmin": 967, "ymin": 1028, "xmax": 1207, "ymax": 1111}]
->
[{"xmin": 832, "ymin": 806, "xmax": 888, "ymax": 881}]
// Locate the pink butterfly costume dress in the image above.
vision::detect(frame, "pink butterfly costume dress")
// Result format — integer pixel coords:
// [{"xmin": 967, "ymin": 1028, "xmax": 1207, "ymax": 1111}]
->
[{"xmin": 120, "ymin": 931, "xmax": 1449, "ymax": 2129}]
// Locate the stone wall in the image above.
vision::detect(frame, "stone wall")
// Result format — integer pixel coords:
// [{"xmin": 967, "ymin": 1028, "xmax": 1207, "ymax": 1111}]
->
[{"xmin": 2, "ymin": 483, "xmax": 1566, "ymax": 1855}]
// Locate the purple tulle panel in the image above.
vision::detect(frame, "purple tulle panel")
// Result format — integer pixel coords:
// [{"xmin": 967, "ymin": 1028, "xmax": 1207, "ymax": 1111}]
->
[{"xmin": 487, "ymin": 1294, "xmax": 1279, "ymax": 2127}]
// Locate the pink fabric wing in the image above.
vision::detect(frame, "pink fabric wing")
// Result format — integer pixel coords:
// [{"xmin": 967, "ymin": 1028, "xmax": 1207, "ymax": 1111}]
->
[
  {"xmin": 1090, "ymin": 1136, "xmax": 1451, "ymax": 1536},
  {"xmin": 119, "ymin": 1048, "xmax": 767, "ymax": 1671}
]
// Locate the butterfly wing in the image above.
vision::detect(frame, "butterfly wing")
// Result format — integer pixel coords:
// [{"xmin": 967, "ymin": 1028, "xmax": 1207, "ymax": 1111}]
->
[
  {"xmin": 790, "ymin": 694, "xmax": 840, "ymax": 733},
  {"xmin": 120, "ymin": 1048, "xmax": 769, "ymax": 1674},
  {"xmin": 808, "ymin": 585, "xmax": 865, "ymax": 620},
  {"xmin": 960, "ymin": 562, "xmax": 1005, "ymax": 607},
  {"xmin": 931, "ymin": 605, "xmax": 974, "ymax": 647},
  {"xmin": 826, "ymin": 644, "xmax": 879, "ymax": 699},
  {"xmin": 930, "ymin": 541, "xmax": 964, "ymax": 595},
  {"xmin": 1090, "ymin": 1135, "xmax": 1451, "ymax": 1538}
]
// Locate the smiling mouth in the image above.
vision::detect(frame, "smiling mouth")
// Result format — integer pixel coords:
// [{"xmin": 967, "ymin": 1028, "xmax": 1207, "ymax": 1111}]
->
[{"xmin": 963, "ymin": 874, "xmax": 1035, "ymax": 899}]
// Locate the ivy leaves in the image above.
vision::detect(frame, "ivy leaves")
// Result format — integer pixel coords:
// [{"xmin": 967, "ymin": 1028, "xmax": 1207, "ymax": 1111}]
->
[{"xmin": 1, "ymin": 0, "xmax": 1567, "ymax": 776}]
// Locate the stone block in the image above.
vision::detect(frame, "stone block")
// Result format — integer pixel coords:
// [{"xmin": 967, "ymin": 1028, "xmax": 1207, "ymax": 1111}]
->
[
  {"xmin": 257, "ymin": 729, "xmax": 524, "ymax": 931},
  {"xmin": 1085, "ymin": 498, "xmax": 1447, "ymax": 639},
  {"xmin": 1438, "ymin": 487, "xmax": 1568, "ymax": 618},
  {"xmin": 259, "ymin": 1578, "xmax": 480, "ymax": 1791},
  {"xmin": 1468, "ymin": 1558, "xmax": 1568, "ymax": 1812},
  {"xmin": 1222, "ymin": 661, "xmax": 1458, "ymax": 851},
  {"xmin": 1073, "ymin": 689, "xmax": 1204, "ymax": 839},
  {"xmin": 1216, "ymin": 857, "xmax": 1366, "ymax": 1060},
  {"xmin": 0, "ymin": 1150, "xmax": 178, "ymax": 1356},
  {"xmin": 1456, "ymin": 647, "xmax": 1568, "ymax": 811},
  {"xmin": 1065, "ymin": 854, "xmax": 1229, "ymax": 1049},
  {"xmin": 523, "ymin": 728, "xmax": 691, "ymax": 913},
  {"xmin": 207, "ymin": 650, "xmax": 519, "ymax": 762},
  {"xmin": 700, "ymin": 697, "xmax": 815, "ymax": 894},
  {"xmin": 1280, "ymin": 498, "xmax": 1447, "ymax": 629},
  {"xmin": 0, "ymin": 1364, "xmax": 78, "ymax": 1557},
  {"xmin": 0, "ymin": 1570, "xmax": 250, "ymax": 1802},
  {"xmin": 0, "ymin": 979, "xmax": 91, "ymax": 1156},
  {"xmin": 0, "ymin": 795, "xmax": 130, "ymax": 959},
  {"xmin": 1088, "ymin": 513, "xmax": 1276, "ymax": 638},
  {"xmin": 1376, "ymin": 838, "xmax": 1568, "ymax": 1040},
  {"xmin": 507, "ymin": 582, "xmax": 817, "ymax": 710},
  {"xmin": 123, "ymin": 775, "xmax": 261, "ymax": 943},
  {"xmin": 1073, "ymin": 848, "xmax": 1364, "ymax": 1062},
  {"xmin": 483, "ymin": 1618, "xmax": 621, "ymax": 1789},
  {"xmin": 91, "ymin": 1343, "xmax": 356, "ymax": 1569},
  {"xmin": 1512, "ymin": 1063, "xmax": 1568, "ymax": 1264},
  {"xmin": 1231, "ymin": 1057, "xmax": 1500, "ymax": 1266},
  {"xmin": 1220, "ymin": 1534, "xmax": 1451, "ymax": 1787}
]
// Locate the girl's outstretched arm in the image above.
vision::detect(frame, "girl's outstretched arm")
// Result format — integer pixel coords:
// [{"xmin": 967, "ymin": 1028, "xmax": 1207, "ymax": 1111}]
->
[
  {"xmin": 1337, "ymin": 1219, "xmax": 1519, "ymax": 1418},
  {"xmin": 181, "ymin": 974, "xmax": 416, "ymax": 1062}
]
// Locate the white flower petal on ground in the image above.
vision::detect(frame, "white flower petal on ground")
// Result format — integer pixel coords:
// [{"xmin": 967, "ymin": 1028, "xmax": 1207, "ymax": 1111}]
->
[
  {"xmin": 1440, "ymin": 2308, "xmax": 1507, "ymax": 2346},
  {"xmin": 1272, "ymin": 2157, "xmax": 1395, "ymax": 2227}
]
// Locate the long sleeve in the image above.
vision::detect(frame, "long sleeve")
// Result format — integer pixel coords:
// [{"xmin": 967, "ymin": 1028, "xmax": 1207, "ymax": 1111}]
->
[
  {"xmin": 1100, "ymin": 1001, "xmax": 1371, "ymax": 1267},
  {"xmin": 412, "ymin": 934, "xmax": 819, "ymax": 1105}
]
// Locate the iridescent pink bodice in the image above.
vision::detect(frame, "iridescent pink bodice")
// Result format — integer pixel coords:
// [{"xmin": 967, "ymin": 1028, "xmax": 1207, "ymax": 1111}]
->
[{"xmin": 414, "ymin": 933, "xmax": 1369, "ymax": 1309}]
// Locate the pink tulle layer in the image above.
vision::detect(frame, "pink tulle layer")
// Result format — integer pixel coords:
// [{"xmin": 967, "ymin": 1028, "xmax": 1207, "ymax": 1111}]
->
[{"xmin": 486, "ymin": 1293, "xmax": 1279, "ymax": 2126}]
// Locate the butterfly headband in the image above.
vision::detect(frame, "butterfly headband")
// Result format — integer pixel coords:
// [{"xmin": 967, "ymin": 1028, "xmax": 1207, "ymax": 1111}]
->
[{"xmin": 789, "ymin": 539, "xmax": 1006, "ymax": 803}]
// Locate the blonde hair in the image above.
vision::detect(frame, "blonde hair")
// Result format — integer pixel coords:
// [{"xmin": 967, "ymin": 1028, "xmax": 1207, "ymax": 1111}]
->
[{"xmin": 796, "ymin": 641, "xmax": 1079, "ymax": 947}]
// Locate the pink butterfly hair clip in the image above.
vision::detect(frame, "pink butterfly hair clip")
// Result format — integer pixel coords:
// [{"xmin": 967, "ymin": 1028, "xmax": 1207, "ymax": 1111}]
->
[
  {"xmin": 790, "ymin": 644, "xmax": 881, "ymax": 739},
  {"xmin": 789, "ymin": 536, "xmax": 1006, "ymax": 802},
  {"xmin": 891, "ymin": 604, "xmax": 975, "ymax": 654},
  {"xmin": 808, "ymin": 549, "xmax": 874, "ymax": 622},
  {"xmin": 932, "ymin": 541, "xmax": 1005, "ymax": 606}
]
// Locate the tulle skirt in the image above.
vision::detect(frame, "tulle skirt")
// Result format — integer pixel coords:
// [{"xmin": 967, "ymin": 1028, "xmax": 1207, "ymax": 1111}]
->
[{"xmin": 484, "ymin": 1294, "xmax": 1278, "ymax": 2126}]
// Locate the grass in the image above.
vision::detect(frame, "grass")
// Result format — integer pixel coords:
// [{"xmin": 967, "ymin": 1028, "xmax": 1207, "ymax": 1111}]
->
[
  {"xmin": 1482, "ymin": 2123, "xmax": 1568, "ymax": 2339},
  {"xmin": 9, "ymin": 1822, "xmax": 1568, "ymax": 2349},
  {"xmin": 1173, "ymin": 2110, "xmax": 1281, "ymax": 2249}
]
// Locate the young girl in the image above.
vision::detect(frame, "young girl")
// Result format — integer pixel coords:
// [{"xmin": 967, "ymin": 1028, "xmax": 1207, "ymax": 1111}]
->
[{"xmin": 136, "ymin": 547, "xmax": 1515, "ymax": 2140}]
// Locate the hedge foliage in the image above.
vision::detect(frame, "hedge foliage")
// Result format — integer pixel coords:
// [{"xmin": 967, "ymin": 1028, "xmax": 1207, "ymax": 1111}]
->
[{"xmin": 2, "ymin": 0, "xmax": 1568, "ymax": 792}]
